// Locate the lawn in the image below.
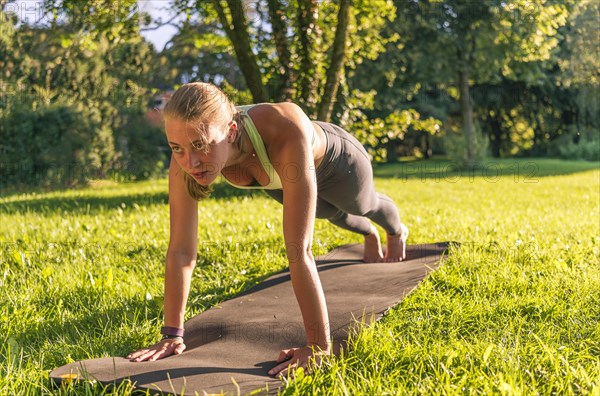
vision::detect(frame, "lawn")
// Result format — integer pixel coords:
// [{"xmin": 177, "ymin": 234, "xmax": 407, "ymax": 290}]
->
[{"xmin": 1, "ymin": 158, "xmax": 599, "ymax": 395}]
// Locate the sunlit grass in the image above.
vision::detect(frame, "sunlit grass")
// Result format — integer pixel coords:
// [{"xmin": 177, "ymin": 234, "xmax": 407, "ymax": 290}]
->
[{"xmin": 1, "ymin": 158, "xmax": 599, "ymax": 395}]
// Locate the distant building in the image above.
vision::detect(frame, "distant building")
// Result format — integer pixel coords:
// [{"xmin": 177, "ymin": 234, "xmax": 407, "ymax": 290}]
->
[{"xmin": 145, "ymin": 91, "xmax": 173, "ymax": 127}]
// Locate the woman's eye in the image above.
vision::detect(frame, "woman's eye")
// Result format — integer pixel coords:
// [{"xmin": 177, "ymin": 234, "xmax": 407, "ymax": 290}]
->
[
  {"xmin": 171, "ymin": 147, "xmax": 181, "ymax": 153},
  {"xmin": 193, "ymin": 143, "xmax": 209, "ymax": 153}
]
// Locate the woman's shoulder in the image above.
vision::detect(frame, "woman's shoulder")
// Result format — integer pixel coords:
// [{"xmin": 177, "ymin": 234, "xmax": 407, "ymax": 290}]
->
[
  {"xmin": 243, "ymin": 103, "xmax": 307, "ymax": 134},
  {"xmin": 239, "ymin": 102, "xmax": 303, "ymax": 117},
  {"xmin": 247, "ymin": 102, "xmax": 306, "ymax": 129},
  {"xmin": 244, "ymin": 103, "xmax": 313, "ymax": 152}
]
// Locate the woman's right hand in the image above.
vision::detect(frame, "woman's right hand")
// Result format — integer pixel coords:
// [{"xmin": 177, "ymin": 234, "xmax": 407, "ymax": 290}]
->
[{"xmin": 126, "ymin": 337, "xmax": 186, "ymax": 362}]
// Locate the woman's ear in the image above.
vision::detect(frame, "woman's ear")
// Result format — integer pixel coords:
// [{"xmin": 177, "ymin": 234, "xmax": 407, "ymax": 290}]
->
[{"xmin": 227, "ymin": 121, "xmax": 238, "ymax": 143}]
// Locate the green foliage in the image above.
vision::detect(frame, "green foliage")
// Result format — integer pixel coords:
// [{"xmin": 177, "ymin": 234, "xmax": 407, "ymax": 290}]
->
[
  {"xmin": 42, "ymin": 0, "xmax": 146, "ymax": 40},
  {"xmin": 0, "ymin": 102, "xmax": 114, "ymax": 188},
  {"xmin": 1, "ymin": 0, "xmax": 597, "ymax": 192},
  {"xmin": 0, "ymin": 4, "xmax": 165, "ymax": 188},
  {"xmin": 340, "ymin": 0, "xmax": 398, "ymax": 69},
  {"xmin": 155, "ymin": 20, "xmax": 245, "ymax": 88},
  {"xmin": 559, "ymin": 0, "xmax": 600, "ymax": 130},
  {"xmin": 221, "ymin": 80, "xmax": 253, "ymax": 106},
  {"xmin": 548, "ymin": 129, "xmax": 600, "ymax": 162},
  {"xmin": 560, "ymin": 0, "xmax": 600, "ymax": 88},
  {"xmin": 353, "ymin": 0, "xmax": 582, "ymax": 160},
  {"xmin": 112, "ymin": 112, "xmax": 167, "ymax": 181},
  {"xmin": 177, "ymin": 0, "xmax": 396, "ymax": 115},
  {"xmin": 443, "ymin": 124, "xmax": 490, "ymax": 168},
  {"xmin": 349, "ymin": 108, "xmax": 441, "ymax": 162}
]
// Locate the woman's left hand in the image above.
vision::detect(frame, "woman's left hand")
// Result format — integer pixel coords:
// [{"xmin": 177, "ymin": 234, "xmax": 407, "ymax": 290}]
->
[{"xmin": 268, "ymin": 345, "xmax": 330, "ymax": 377}]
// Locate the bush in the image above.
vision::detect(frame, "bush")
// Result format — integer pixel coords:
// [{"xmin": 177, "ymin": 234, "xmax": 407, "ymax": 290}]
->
[
  {"xmin": 112, "ymin": 112, "xmax": 168, "ymax": 181},
  {"xmin": 548, "ymin": 129, "xmax": 600, "ymax": 162},
  {"xmin": 346, "ymin": 108, "xmax": 441, "ymax": 163},
  {"xmin": 0, "ymin": 103, "xmax": 116, "ymax": 189},
  {"xmin": 442, "ymin": 124, "xmax": 490, "ymax": 169},
  {"xmin": 1, "ymin": 100, "xmax": 168, "ymax": 190}
]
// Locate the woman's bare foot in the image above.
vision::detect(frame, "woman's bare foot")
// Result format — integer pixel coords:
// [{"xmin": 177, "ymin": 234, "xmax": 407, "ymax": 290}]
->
[
  {"xmin": 363, "ymin": 225, "xmax": 383, "ymax": 262},
  {"xmin": 384, "ymin": 223, "xmax": 409, "ymax": 262}
]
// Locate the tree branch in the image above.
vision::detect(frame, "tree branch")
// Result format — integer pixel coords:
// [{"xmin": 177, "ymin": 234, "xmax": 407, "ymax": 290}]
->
[
  {"xmin": 267, "ymin": 0, "xmax": 295, "ymax": 101},
  {"xmin": 296, "ymin": 0, "xmax": 319, "ymax": 114},
  {"xmin": 211, "ymin": 0, "xmax": 268, "ymax": 102},
  {"xmin": 139, "ymin": 13, "xmax": 182, "ymax": 32},
  {"xmin": 317, "ymin": 0, "xmax": 352, "ymax": 122}
]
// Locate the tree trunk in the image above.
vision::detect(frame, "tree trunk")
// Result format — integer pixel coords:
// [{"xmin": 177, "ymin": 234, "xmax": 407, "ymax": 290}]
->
[
  {"xmin": 213, "ymin": 0, "xmax": 268, "ymax": 103},
  {"xmin": 531, "ymin": 113, "xmax": 544, "ymax": 155},
  {"xmin": 386, "ymin": 140, "xmax": 399, "ymax": 163},
  {"xmin": 296, "ymin": 0, "xmax": 319, "ymax": 115},
  {"xmin": 458, "ymin": 68, "xmax": 475, "ymax": 166},
  {"xmin": 489, "ymin": 111, "xmax": 502, "ymax": 158},
  {"xmin": 421, "ymin": 132, "xmax": 432, "ymax": 159},
  {"xmin": 317, "ymin": 0, "xmax": 352, "ymax": 122},
  {"xmin": 267, "ymin": 0, "xmax": 295, "ymax": 101}
]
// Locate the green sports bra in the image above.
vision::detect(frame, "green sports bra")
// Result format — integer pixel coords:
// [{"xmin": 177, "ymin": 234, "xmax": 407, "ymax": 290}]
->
[{"xmin": 222, "ymin": 104, "xmax": 315, "ymax": 190}]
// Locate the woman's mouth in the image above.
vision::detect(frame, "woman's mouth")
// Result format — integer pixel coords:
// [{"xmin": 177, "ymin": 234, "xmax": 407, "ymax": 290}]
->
[{"xmin": 191, "ymin": 170, "xmax": 209, "ymax": 179}]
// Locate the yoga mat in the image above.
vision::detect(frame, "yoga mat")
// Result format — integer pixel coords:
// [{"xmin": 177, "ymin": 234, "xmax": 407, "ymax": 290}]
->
[{"xmin": 50, "ymin": 242, "xmax": 451, "ymax": 395}]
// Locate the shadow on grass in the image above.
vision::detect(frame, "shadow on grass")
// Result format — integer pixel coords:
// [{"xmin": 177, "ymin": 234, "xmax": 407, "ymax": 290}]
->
[
  {"xmin": 0, "ymin": 182, "xmax": 265, "ymax": 216},
  {"xmin": 3, "ymin": 158, "xmax": 597, "ymax": 215},
  {"xmin": 373, "ymin": 157, "xmax": 600, "ymax": 181}
]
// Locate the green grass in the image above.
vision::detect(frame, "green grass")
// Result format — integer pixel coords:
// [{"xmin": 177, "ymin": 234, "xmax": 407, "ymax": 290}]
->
[{"xmin": 1, "ymin": 158, "xmax": 599, "ymax": 395}]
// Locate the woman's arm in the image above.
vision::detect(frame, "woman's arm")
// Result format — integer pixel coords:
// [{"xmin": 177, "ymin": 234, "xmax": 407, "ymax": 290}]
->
[
  {"xmin": 253, "ymin": 103, "xmax": 331, "ymax": 376},
  {"xmin": 127, "ymin": 154, "xmax": 198, "ymax": 361},
  {"xmin": 164, "ymin": 155, "xmax": 198, "ymax": 329}
]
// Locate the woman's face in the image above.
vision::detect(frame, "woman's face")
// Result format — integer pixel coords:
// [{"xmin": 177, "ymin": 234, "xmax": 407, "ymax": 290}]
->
[{"xmin": 165, "ymin": 117, "xmax": 232, "ymax": 186}]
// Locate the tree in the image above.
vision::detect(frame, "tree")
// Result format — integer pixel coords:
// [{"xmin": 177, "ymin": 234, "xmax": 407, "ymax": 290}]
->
[
  {"xmin": 1, "ymin": 0, "xmax": 166, "ymax": 186},
  {"xmin": 174, "ymin": 0, "xmax": 395, "ymax": 121},
  {"xmin": 211, "ymin": 0, "xmax": 269, "ymax": 102},
  {"xmin": 389, "ymin": 0, "xmax": 572, "ymax": 166},
  {"xmin": 316, "ymin": 0, "xmax": 351, "ymax": 121},
  {"xmin": 560, "ymin": 0, "xmax": 600, "ymax": 131},
  {"xmin": 155, "ymin": 20, "xmax": 246, "ymax": 89}
]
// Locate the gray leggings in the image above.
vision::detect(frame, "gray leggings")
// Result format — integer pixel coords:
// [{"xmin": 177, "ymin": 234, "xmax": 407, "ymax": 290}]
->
[{"xmin": 265, "ymin": 121, "xmax": 402, "ymax": 236}]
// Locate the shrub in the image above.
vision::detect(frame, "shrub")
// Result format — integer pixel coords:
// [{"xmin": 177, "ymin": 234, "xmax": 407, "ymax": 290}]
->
[
  {"xmin": 112, "ymin": 112, "xmax": 168, "ymax": 181},
  {"xmin": 442, "ymin": 124, "xmax": 490, "ymax": 169},
  {"xmin": 346, "ymin": 108, "xmax": 441, "ymax": 163},
  {"xmin": 1, "ymin": 100, "xmax": 168, "ymax": 189},
  {"xmin": 0, "ymin": 102, "xmax": 116, "ymax": 189},
  {"xmin": 548, "ymin": 129, "xmax": 600, "ymax": 162}
]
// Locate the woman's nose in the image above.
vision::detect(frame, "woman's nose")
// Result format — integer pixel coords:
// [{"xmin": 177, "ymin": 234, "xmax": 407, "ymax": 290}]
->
[{"xmin": 183, "ymin": 152, "xmax": 200, "ymax": 169}]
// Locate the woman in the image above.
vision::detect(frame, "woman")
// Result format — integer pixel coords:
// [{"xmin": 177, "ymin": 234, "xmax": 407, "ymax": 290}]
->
[{"xmin": 126, "ymin": 82, "xmax": 408, "ymax": 377}]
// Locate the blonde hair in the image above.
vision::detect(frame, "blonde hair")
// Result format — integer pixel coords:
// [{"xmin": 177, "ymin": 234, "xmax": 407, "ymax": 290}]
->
[{"xmin": 163, "ymin": 82, "xmax": 245, "ymax": 200}]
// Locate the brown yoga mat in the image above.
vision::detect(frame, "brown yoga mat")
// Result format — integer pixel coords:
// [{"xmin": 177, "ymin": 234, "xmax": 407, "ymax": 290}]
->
[{"xmin": 50, "ymin": 242, "xmax": 451, "ymax": 395}]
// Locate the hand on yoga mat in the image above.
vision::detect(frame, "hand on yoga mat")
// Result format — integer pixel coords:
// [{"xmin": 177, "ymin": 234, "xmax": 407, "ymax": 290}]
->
[
  {"xmin": 126, "ymin": 338, "xmax": 186, "ymax": 362},
  {"xmin": 268, "ymin": 345, "xmax": 330, "ymax": 377}
]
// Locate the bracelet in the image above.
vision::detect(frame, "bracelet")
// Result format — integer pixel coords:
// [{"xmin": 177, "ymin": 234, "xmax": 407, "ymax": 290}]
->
[
  {"xmin": 161, "ymin": 334, "xmax": 183, "ymax": 340},
  {"xmin": 161, "ymin": 326, "xmax": 185, "ymax": 338}
]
